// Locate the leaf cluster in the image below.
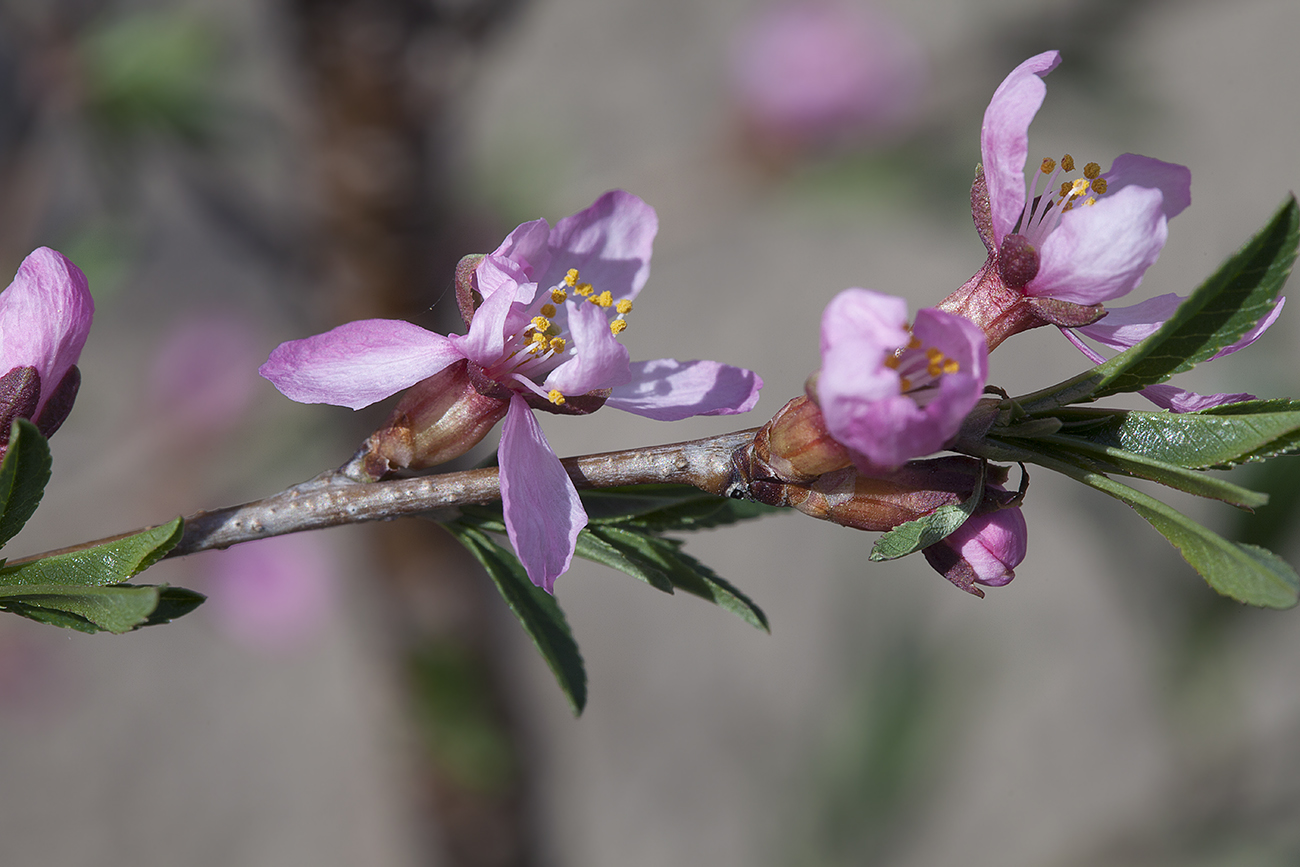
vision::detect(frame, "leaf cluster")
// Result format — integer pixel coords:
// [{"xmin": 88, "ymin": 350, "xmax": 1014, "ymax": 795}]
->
[{"xmin": 0, "ymin": 420, "xmax": 199, "ymax": 633}]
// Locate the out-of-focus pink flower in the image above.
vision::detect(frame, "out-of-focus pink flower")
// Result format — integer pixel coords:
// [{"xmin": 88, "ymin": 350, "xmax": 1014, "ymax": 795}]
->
[
  {"xmin": 938, "ymin": 51, "xmax": 1192, "ymax": 351},
  {"xmin": 261, "ymin": 191, "xmax": 763, "ymax": 592},
  {"xmin": 730, "ymin": 1, "xmax": 926, "ymax": 151},
  {"xmin": 1061, "ymin": 293, "xmax": 1285, "ymax": 411},
  {"xmin": 815, "ymin": 288, "xmax": 987, "ymax": 470},
  {"xmin": 203, "ymin": 534, "xmax": 337, "ymax": 651},
  {"xmin": 0, "ymin": 248, "xmax": 94, "ymax": 450},
  {"xmin": 923, "ymin": 492, "xmax": 1028, "ymax": 595},
  {"xmin": 149, "ymin": 314, "xmax": 262, "ymax": 437}
]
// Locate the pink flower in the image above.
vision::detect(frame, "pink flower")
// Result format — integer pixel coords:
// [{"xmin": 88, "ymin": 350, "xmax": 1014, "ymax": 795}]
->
[
  {"xmin": 730, "ymin": 1, "xmax": 926, "ymax": 150},
  {"xmin": 922, "ymin": 493, "xmax": 1028, "ymax": 596},
  {"xmin": 815, "ymin": 288, "xmax": 987, "ymax": 471},
  {"xmin": 261, "ymin": 191, "xmax": 763, "ymax": 592},
  {"xmin": 938, "ymin": 52, "xmax": 1192, "ymax": 351},
  {"xmin": 0, "ymin": 247, "xmax": 94, "ymax": 450},
  {"xmin": 1062, "ymin": 293, "xmax": 1285, "ymax": 411}
]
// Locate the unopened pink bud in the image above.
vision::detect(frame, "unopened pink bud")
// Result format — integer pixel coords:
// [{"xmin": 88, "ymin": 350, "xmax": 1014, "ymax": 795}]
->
[{"xmin": 923, "ymin": 498, "xmax": 1027, "ymax": 597}]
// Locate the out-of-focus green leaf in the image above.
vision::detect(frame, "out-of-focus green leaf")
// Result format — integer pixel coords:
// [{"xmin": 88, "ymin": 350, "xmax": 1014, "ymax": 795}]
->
[
  {"xmin": 0, "ymin": 420, "xmax": 52, "ymax": 550},
  {"xmin": 446, "ymin": 523, "xmax": 586, "ymax": 714},
  {"xmin": 0, "ymin": 518, "xmax": 183, "ymax": 587}
]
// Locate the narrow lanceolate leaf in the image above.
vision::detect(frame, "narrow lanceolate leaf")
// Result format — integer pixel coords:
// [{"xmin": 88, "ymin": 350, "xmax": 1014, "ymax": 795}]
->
[
  {"xmin": 870, "ymin": 461, "xmax": 986, "ymax": 561},
  {"xmin": 0, "ymin": 518, "xmax": 184, "ymax": 587},
  {"xmin": 574, "ymin": 528, "xmax": 674, "ymax": 593},
  {"xmin": 1050, "ymin": 404, "xmax": 1300, "ymax": 469},
  {"xmin": 585, "ymin": 525, "xmax": 769, "ymax": 632},
  {"xmin": 446, "ymin": 522, "xmax": 587, "ymax": 714},
  {"xmin": 0, "ymin": 584, "xmax": 205, "ymax": 634},
  {"xmin": 1022, "ymin": 449, "xmax": 1298, "ymax": 609},
  {"xmin": 1020, "ymin": 196, "xmax": 1299, "ymax": 412},
  {"xmin": 1009, "ymin": 434, "xmax": 1267, "ymax": 509},
  {"xmin": 0, "ymin": 419, "xmax": 53, "ymax": 549}
]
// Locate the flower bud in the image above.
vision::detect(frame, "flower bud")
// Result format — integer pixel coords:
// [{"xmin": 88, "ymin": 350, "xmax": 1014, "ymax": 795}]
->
[
  {"xmin": 353, "ymin": 359, "xmax": 509, "ymax": 480},
  {"xmin": 749, "ymin": 395, "xmax": 852, "ymax": 483},
  {"xmin": 922, "ymin": 496, "xmax": 1027, "ymax": 597}
]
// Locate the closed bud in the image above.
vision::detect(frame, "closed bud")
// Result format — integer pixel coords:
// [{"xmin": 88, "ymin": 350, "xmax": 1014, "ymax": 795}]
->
[
  {"xmin": 351, "ymin": 359, "xmax": 509, "ymax": 480},
  {"xmin": 751, "ymin": 395, "xmax": 852, "ymax": 483},
  {"xmin": 923, "ymin": 497, "xmax": 1027, "ymax": 597}
]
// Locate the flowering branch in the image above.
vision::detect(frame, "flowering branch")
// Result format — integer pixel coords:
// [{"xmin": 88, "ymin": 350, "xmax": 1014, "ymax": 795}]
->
[{"xmin": 10, "ymin": 429, "xmax": 759, "ymax": 566}]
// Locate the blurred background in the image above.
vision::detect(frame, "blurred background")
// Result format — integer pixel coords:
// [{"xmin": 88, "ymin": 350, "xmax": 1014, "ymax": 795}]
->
[{"xmin": 1, "ymin": 0, "xmax": 1299, "ymax": 864}]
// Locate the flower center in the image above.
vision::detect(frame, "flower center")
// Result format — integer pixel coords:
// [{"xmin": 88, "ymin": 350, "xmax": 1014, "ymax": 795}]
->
[
  {"xmin": 492, "ymin": 266, "xmax": 634, "ymax": 404},
  {"xmin": 996, "ymin": 153, "xmax": 1110, "ymax": 289},
  {"xmin": 884, "ymin": 332, "xmax": 961, "ymax": 397}
]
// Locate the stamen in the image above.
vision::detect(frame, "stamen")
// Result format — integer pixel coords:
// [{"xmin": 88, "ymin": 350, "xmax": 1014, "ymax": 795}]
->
[
  {"xmin": 574, "ymin": 283, "xmax": 594, "ymax": 297},
  {"xmin": 1040, "ymin": 157, "xmax": 1056, "ymax": 174},
  {"xmin": 551, "ymin": 288, "xmax": 568, "ymax": 303},
  {"xmin": 1061, "ymin": 154, "xmax": 1075, "ymax": 172},
  {"xmin": 531, "ymin": 332, "xmax": 548, "ymax": 346},
  {"xmin": 942, "ymin": 358, "xmax": 960, "ymax": 374},
  {"xmin": 1059, "ymin": 181, "xmax": 1072, "ymax": 197},
  {"xmin": 1091, "ymin": 177, "xmax": 1108, "ymax": 195},
  {"xmin": 907, "ymin": 336, "xmax": 922, "ymax": 350},
  {"xmin": 1083, "ymin": 196, "xmax": 1096, "ymax": 207},
  {"xmin": 899, "ymin": 376, "xmax": 912, "ymax": 391},
  {"xmin": 549, "ymin": 337, "xmax": 566, "ymax": 353},
  {"xmin": 925, "ymin": 348, "xmax": 943, "ymax": 362},
  {"xmin": 565, "ymin": 269, "xmax": 579, "ymax": 287},
  {"xmin": 610, "ymin": 319, "xmax": 628, "ymax": 335},
  {"xmin": 540, "ymin": 303, "xmax": 557, "ymax": 317},
  {"xmin": 531, "ymin": 315, "xmax": 551, "ymax": 332},
  {"xmin": 548, "ymin": 389, "xmax": 566, "ymax": 406},
  {"xmin": 590, "ymin": 290, "xmax": 613, "ymax": 308},
  {"xmin": 883, "ymin": 355, "xmax": 901, "ymax": 370},
  {"xmin": 615, "ymin": 299, "xmax": 633, "ymax": 315},
  {"xmin": 1083, "ymin": 162, "xmax": 1101, "ymax": 180}
]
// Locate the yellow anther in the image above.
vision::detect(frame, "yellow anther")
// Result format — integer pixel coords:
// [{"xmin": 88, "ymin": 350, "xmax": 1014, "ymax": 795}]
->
[
  {"xmin": 1091, "ymin": 177, "xmax": 1108, "ymax": 195},
  {"xmin": 1069, "ymin": 178, "xmax": 1088, "ymax": 197},
  {"xmin": 942, "ymin": 358, "xmax": 960, "ymax": 375},
  {"xmin": 565, "ymin": 269, "xmax": 579, "ymax": 287},
  {"xmin": 927, "ymin": 362, "xmax": 942, "ymax": 377},
  {"xmin": 883, "ymin": 355, "xmax": 901, "ymax": 370},
  {"xmin": 1040, "ymin": 157, "xmax": 1056, "ymax": 174},
  {"xmin": 615, "ymin": 299, "xmax": 633, "ymax": 315},
  {"xmin": 1083, "ymin": 196, "xmax": 1096, "ymax": 207},
  {"xmin": 540, "ymin": 303, "xmax": 557, "ymax": 318},
  {"xmin": 1061, "ymin": 154, "xmax": 1075, "ymax": 172},
  {"xmin": 610, "ymin": 319, "xmax": 628, "ymax": 335},
  {"xmin": 531, "ymin": 315, "xmax": 551, "ymax": 332},
  {"xmin": 531, "ymin": 331, "xmax": 548, "ymax": 345},
  {"xmin": 590, "ymin": 290, "xmax": 613, "ymax": 308},
  {"xmin": 551, "ymin": 288, "xmax": 568, "ymax": 303},
  {"xmin": 899, "ymin": 376, "xmax": 913, "ymax": 391},
  {"xmin": 549, "ymin": 337, "xmax": 566, "ymax": 353},
  {"xmin": 925, "ymin": 347, "xmax": 943, "ymax": 362},
  {"xmin": 906, "ymin": 336, "xmax": 922, "ymax": 350},
  {"xmin": 574, "ymin": 283, "xmax": 593, "ymax": 297},
  {"xmin": 1083, "ymin": 162, "xmax": 1101, "ymax": 180},
  {"xmin": 548, "ymin": 389, "xmax": 566, "ymax": 406}
]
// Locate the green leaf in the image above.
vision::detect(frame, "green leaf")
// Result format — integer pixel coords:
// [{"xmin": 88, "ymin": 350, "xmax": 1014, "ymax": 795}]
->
[
  {"xmin": 574, "ymin": 528, "xmax": 675, "ymax": 593},
  {"xmin": 1051, "ymin": 404, "xmax": 1300, "ymax": 468},
  {"xmin": 0, "ymin": 419, "xmax": 53, "ymax": 549},
  {"xmin": 1006, "ymin": 434, "xmax": 1267, "ymax": 509},
  {"xmin": 1020, "ymin": 196, "xmax": 1299, "ymax": 412},
  {"xmin": 468, "ymin": 484, "xmax": 782, "ymax": 532},
  {"xmin": 0, "ymin": 518, "xmax": 184, "ymax": 587},
  {"xmin": 1014, "ymin": 449, "xmax": 1299, "ymax": 608},
  {"xmin": 585, "ymin": 525, "xmax": 769, "ymax": 631},
  {"xmin": 445, "ymin": 522, "xmax": 587, "ymax": 714},
  {"xmin": 0, "ymin": 583, "xmax": 200, "ymax": 634},
  {"xmin": 869, "ymin": 461, "xmax": 986, "ymax": 561}
]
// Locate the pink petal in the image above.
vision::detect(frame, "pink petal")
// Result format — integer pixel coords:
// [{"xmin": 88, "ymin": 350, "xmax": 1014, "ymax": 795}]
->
[
  {"xmin": 260, "ymin": 319, "xmax": 463, "ymax": 410},
  {"xmin": 911, "ymin": 307, "xmax": 988, "ymax": 436},
  {"xmin": 605, "ymin": 358, "xmax": 763, "ymax": 420},
  {"xmin": 0, "ymin": 247, "xmax": 94, "ymax": 418},
  {"xmin": 1104, "ymin": 154, "xmax": 1191, "ymax": 220},
  {"xmin": 543, "ymin": 301, "xmax": 631, "ymax": 395},
  {"xmin": 539, "ymin": 190, "xmax": 658, "ymax": 300},
  {"xmin": 980, "ymin": 51, "xmax": 1061, "ymax": 245},
  {"xmin": 820, "ymin": 287, "xmax": 910, "ymax": 360},
  {"xmin": 459, "ymin": 268, "xmax": 528, "ymax": 366},
  {"xmin": 1074, "ymin": 292, "xmax": 1184, "ymax": 350},
  {"xmin": 1211, "ymin": 296, "xmax": 1284, "ymax": 360},
  {"xmin": 499, "ymin": 395, "xmax": 586, "ymax": 593},
  {"xmin": 1140, "ymin": 383, "xmax": 1256, "ymax": 413},
  {"xmin": 1030, "ymin": 185, "xmax": 1168, "ymax": 304},
  {"xmin": 490, "ymin": 218, "xmax": 552, "ymax": 282}
]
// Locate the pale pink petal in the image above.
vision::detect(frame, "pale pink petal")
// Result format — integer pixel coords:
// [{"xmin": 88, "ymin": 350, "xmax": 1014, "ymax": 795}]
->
[
  {"xmin": 0, "ymin": 247, "xmax": 94, "ymax": 417},
  {"xmin": 260, "ymin": 319, "xmax": 463, "ymax": 410},
  {"xmin": 820, "ymin": 287, "xmax": 909, "ymax": 360},
  {"xmin": 1029, "ymin": 185, "xmax": 1168, "ymax": 304},
  {"xmin": 1075, "ymin": 293, "xmax": 1184, "ymax": 350},
  {"xmin": 499, "ymin": 395, "xmax": 586, "ymax": 593},
  {"xmin": 980, "ymin": 50, "xmax": 1061, "ymax": 245},
  {"xmin": 1104, "ymin": 154, "xmax": 1191, "ymax": 219},
  {"xmin": 490, "ymin": 218, "xmax": 552, "ymax": 282},
  {"xmin": 1140, "ymin": 383, "xmax": 1256, "ymax": 413},
  {"xmin": 458, "ymin": 269, "xmax": 527, "ymax": 366},
  {"xmin": 543, "ymin": 301, "xmax": 631, "ymax": 395},
  {"xmin": 911, "ymin": 307, "xmax": 988, "ymax": 434},
  {"xmin": 1211, "ymin": 296, "xmax": 1284, "ymax": 360},
  {"xmin": 605, "ymin": 358, "xmax": 763, "ymax": 420},
  {"xmin": 538, "ymin": 190, "xmax": 658, "ymax": 300}
]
